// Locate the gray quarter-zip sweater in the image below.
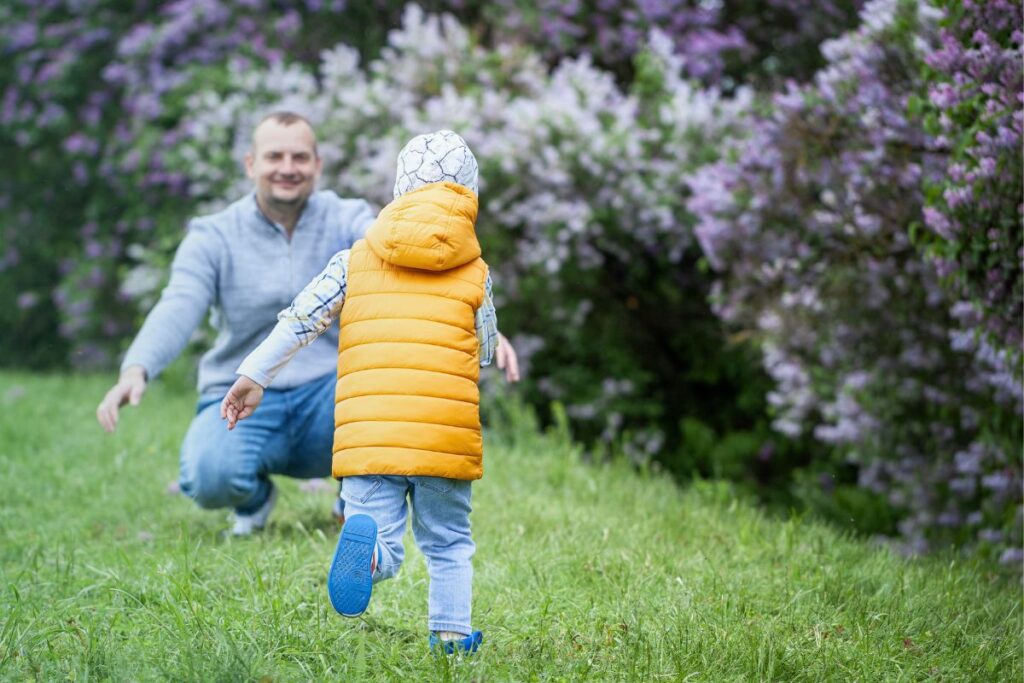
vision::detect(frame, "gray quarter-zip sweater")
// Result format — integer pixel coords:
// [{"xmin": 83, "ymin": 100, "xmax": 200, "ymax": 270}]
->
[{"xmin": 121, "ymin": 190, "xmax": 375, "ymax": 395}]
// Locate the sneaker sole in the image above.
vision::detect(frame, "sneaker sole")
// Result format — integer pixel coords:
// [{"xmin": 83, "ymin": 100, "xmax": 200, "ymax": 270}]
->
[{"xmin": 327, "ymin": 514, "xmax": 377, "ymax": 617}]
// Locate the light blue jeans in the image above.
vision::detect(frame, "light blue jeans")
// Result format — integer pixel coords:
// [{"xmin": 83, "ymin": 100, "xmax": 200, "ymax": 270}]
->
[
  {"xmin": 341, "ymin": 474, "xmax": 475, "ymax": 634},
  {"xmin": 179, "ymin": 372, "xmax": 337, "ymax": 515}
]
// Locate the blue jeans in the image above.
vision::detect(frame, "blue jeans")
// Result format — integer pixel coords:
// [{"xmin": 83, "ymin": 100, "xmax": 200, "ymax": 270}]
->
[
  {"xmin": 179, "ymin": 372, "xmax": 337, "ymax": 515},
  {"xmin": 341, "ymin": 475, "xmax": 475, "ymax": 634}
]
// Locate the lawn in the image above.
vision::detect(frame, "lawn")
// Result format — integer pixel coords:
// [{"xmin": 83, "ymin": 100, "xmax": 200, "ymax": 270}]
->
[{"xmin": 0, "ymin": 373, "xmax": 1020, "ymax": 681}]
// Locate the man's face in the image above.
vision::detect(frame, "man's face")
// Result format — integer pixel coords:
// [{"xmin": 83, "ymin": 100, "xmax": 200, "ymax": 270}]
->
[{"xmin": 245, "ymin": 120, "xmax": 322, "ymax": 210}]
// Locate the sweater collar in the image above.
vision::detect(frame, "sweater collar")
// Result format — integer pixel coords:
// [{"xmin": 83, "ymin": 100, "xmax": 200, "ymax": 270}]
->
[{"xmin": 248, "ymin": 191, "xmax": 321, "ymax": 235}]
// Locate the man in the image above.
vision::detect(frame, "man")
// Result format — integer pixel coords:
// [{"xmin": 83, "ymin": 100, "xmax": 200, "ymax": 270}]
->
[{"xmin": 96, "ymin": 112, "xmax": 519, "ymax": 535}]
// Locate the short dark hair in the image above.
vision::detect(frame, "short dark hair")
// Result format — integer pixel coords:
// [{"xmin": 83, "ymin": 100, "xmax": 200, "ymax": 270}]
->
[
  {"xmin": 259, "ymin": 111, "xmax": 312, "ymax": 127},
  {"xmin": 252, "ymin": 111, "xmax": 318, "ymax": 156}
]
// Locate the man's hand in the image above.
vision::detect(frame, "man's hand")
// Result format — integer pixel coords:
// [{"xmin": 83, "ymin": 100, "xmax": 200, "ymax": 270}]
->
[
  {"xmin": 96, "ymin": 365, "xmax": 148, "ymax": 433},
  {"xmin": 220, "ymin": 376, "xmax": 265, "ymax": 430},
  {"xmin": 495, "ymin": 332, "xmax": 520, "ymax": 383}
]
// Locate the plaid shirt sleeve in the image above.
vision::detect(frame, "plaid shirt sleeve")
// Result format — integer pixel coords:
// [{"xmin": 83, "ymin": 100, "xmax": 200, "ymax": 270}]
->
[
  {"xmin": 243, "ymin": 254, "xmax": 495, "ymax": 384},
  {"xmin": 476, "ymin": 271, "xmax": 497, "ymax": 367},
  {"xmin": 280, "ymin": 249, "xmax": 350, "ymax": 343},
  {"xmin": 237, "ymin": 250, "xmax": 349, "ymax": 387}
]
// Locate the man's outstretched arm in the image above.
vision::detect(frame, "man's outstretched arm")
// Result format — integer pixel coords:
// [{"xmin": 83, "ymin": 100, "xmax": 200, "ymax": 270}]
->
[{"xmin": 96, "ymin": 222, "xmax": 220, "ymax": 432}]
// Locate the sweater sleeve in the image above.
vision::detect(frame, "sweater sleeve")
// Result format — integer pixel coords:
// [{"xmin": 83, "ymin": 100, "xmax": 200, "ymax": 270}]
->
[
  {"xmin": 120, "ymin": 220, "xmax": 220, "ymax": 380},
  {"xmin": 344, "ymin": 199, "xmax": 376, "ymax": 244}
]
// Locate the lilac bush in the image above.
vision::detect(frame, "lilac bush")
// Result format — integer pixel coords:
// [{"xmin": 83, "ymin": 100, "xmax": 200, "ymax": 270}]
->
[
  {"xmin": 917, "ymin": 0, "xmax": 1022, "ymax": 385},
  {"xmin": 483, "ymin": 0, "xmax": 746, "ymax": 81},
  {"xmin": 689, "ymin": 0, "xmax": 1022, "ymax": 558},
  {"xmin": 483, "ymin": 0, "xmax": 865, "ymax": 83}
]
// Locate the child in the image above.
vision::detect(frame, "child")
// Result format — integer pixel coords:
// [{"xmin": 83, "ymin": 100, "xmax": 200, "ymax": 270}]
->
[{"xmin": 221, "ymin": 130, "xmax": 494, "ymax": 654}]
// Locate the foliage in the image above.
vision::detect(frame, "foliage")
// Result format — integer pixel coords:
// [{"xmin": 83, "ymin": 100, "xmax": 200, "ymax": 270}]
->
[
  {"xmin": 688, "ymin": 0, "xmax": 1022, "ymax": 559},
  {"xmin": 481, "ymin": 0, "xmax": 866, "ymax": 84},
  {"xmin": 916, "ymin": 0, "xmax": 1023, "ymax": 381}
]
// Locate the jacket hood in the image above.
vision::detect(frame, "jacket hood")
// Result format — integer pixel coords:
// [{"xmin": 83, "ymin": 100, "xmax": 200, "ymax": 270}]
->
[{"xmin": 364, "ymin": 182, "xmax": 480, "ymax": 271}]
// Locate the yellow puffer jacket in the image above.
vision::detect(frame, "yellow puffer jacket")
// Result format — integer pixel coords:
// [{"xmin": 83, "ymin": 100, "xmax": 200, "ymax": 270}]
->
[{"xmin": 332, "ymin": 182, "xmax": 488, "ymax": 481}]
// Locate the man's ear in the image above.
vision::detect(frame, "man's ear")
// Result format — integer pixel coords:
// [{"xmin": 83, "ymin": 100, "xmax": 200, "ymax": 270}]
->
[{"xmin": 244, "ymin": 152, "xmax": 255, "ymax": 180}]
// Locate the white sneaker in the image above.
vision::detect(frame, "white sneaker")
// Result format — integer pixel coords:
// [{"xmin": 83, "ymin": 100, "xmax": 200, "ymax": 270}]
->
[{"xmin": 230, "ymin": 484, "xmax": 278, "ymax": 536}]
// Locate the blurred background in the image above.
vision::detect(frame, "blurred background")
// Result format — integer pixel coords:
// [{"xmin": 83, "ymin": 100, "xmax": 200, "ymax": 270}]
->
[{"xmin": 1, "ymin": 0, "xmax": 1020, "ymax": 562}]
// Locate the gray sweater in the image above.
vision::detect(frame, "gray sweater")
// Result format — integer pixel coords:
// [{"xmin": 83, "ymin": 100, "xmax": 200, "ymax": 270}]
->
[{"xmin": 121, "ymin": 190, "xmax": 375, "ymax": 395}]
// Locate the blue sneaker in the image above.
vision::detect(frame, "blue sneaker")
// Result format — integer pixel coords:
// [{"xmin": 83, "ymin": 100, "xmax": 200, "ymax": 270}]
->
[
  {"xmin": 429, "ymin": 630, "xmax": 483, "ymax": 655},
  {"xmin": 327, "ymin": 514, "xmax": 378, "ymax": 617}
]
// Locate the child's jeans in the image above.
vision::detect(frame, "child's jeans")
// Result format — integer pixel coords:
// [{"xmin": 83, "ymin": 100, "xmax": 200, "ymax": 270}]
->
[{"xmin": 340, "ymin": 474, "xmax": 474, "ymax": 635}]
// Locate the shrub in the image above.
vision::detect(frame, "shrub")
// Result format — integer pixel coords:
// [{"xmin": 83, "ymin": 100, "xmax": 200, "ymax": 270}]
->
[
  {"xmin": 688, "ymin": 0, "xmax": 1022, "ymax": 559},
  {"xmin": 481, "ymin": 0, "xmax": 866, "ymax": 84},
  {"xmin": 916, "ymin": 0, "xmax": 1023, "ymax": 389}
]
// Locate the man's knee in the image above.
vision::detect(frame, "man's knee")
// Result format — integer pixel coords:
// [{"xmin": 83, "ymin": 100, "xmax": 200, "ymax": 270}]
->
[{"xmin": 179, "ymin": 445, "xmax": 258, "ymax": 510}]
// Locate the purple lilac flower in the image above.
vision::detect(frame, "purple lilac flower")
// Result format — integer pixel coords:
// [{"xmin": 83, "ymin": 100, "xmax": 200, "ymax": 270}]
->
[
  {"xmin": 998, "ymin": 547, "xmax": 1024, "ymax": 566},
  {"xmin": 16, "ymin": 292, "xmax": 39, "ymax": 309},
  {"xmin": 7, "ymin": 22, "xmax": 38, "ymax": 51}
]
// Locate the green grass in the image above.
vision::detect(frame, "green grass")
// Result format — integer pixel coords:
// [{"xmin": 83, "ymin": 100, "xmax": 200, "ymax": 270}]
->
[{"xmin": 0, "ymin": 372, "xmax": 1020, "ymax": 681}]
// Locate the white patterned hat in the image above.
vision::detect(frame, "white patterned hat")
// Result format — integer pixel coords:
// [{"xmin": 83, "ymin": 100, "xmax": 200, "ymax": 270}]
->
[{"xmin": 393, "ymin": 130, "xmax": 479, "ymax": 199}]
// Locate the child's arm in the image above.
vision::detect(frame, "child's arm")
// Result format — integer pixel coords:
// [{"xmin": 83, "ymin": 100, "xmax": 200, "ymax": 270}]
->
[
  {"xmin": 221, "ymin": 376, "xmax": 263, "ymax": 430},
  {"xmin": 478, "ymin": 272, "xmax": 519, "ymax": 380},
  {"xmin": 221, "ymin": 249, "xmax": 351, "ymax": 427},
  {"xmin": 476, "ymin": 272, "xmax": 498, "ymax": 367}
]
